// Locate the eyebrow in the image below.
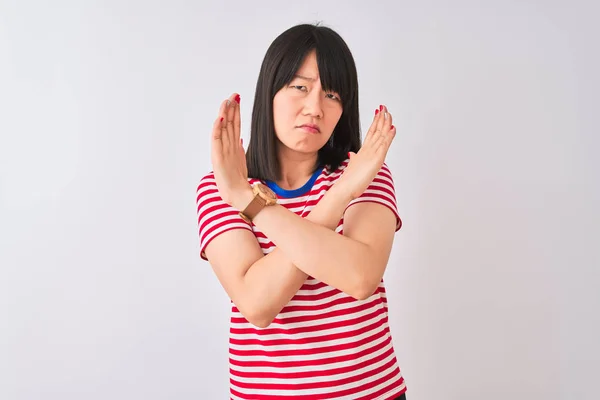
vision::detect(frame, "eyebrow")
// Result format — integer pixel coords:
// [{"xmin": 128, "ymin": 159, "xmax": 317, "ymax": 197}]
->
[{"xmin": 293, "ymin": 74, "xmax": 317, "ymax": 82}]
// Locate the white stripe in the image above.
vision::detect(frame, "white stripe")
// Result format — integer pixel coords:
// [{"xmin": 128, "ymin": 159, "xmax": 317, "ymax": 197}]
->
[
  {"xmin": 229, "ymin": 317, "xmax": 388, "ymax": 352},
  {"xmin": 293, "ymin": 282, "xmax": 346, "ymax": 296},
  {"xmin": 352, "ymin": 373, "xmax": 405, "ymax": 400},
  {"xmin": 277, "ymin": 294, "xmax": 382, "ymax": 320},
  {"xmin": 230, "ymin": 289, "xmax": 385, "ymax": 318},
  {"xmin": 229, "ymin": 312, "xmax": 389, "ymax": 356},
  {"xmin": 230, "ymin": 332, "xmax": 394, "ymax": 374},
  {"xmin": 230, "ymin": 359, "xmax": 400, "ymax": 397},
  {"xmin": 230, "ymin": 349, "xmax": 397, "ymax": 385},
  {"xmin": 232, "ymin": 299, "xmax": 385, "ymax": 331}
]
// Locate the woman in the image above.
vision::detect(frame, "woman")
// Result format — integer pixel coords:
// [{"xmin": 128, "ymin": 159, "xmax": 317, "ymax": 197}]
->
[{"xmin": 196, "ymin": 23, "xmax": 406, "ymax": 400}]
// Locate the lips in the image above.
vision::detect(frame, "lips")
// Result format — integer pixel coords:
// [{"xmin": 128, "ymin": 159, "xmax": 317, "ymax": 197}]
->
[{"xmin": 298, "ymin": 124, "xmax": 320, "ymax": 133}]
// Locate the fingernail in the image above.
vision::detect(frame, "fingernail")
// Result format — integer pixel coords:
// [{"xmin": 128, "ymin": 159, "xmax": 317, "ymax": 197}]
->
[
  {"xmin": 226, "ymin": 100, "xmax": 231, "ymax": 107},
  {"xmin": 220, "ymin": 117, "xmax": 224, "ymax": 122},
  {"xmin": 379, "ymin": 105, "xmax": 383, "ymax": 111},
  {"xmin": 234, "ymin": 94, "xmax": 241, "ymax": 104},
  {"xmin": 384, "ymin": 112, "xmax": 388, "ymax": 119},
  {"xmin": 391, "ymin": 125, "xmax": 395, "ymax": 130},
  {"xmin": 375, "ymin": 109, "xmax": 379, "ymax": 115}
]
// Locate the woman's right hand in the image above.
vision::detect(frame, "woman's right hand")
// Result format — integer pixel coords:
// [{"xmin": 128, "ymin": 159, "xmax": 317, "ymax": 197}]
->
[
  {"xmin": 210, "ymin": 93, "xmax": 253, "ymax": 210},
  {"xmin": 338, "ymin": 105, "xmax": 397, "ymax": 200}
]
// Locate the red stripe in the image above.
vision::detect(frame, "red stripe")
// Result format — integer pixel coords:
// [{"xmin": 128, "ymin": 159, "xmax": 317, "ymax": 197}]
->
[
  {"xmin": 231, "ymin": 296, "xmax": 385, "ymax": 326},
  {"xmin": 198, "ymin": 208, "xmax": 244, "ymax": 238},
  {"xmin": 229, "ymin": 334, "xmax": 392, "ymax": 369},
  {"xmin": 229, "ymin": 321, "xmax": 389, "ymax": 358},
  {"xmin": 229, "ymin": 315, "xmax": 388, "ymax": 348},
  {"xmin": 354, "ymin": 375, "xmax": 405, "ymax": 400},
  {"xmin": 230, "ymin": 305, "xmax": 387, "ymax": 336},
  {"xmin": 230, "ymin": 344, "xmax": 394, "ymax": 379},
  {"xmin": 230, "ymin": 364, "xmax": 402, "ymax": 399}
]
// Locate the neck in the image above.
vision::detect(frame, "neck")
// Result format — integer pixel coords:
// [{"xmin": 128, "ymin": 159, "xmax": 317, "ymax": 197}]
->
[{"xmin": 276, "ymin": 147, "xmax": 319, "ymax": 190}]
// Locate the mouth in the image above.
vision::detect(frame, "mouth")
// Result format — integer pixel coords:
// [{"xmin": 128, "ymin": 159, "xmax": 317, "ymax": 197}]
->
[{"xmin": 298, "ymin": 124, "xmax": 320, "ymax": 134}]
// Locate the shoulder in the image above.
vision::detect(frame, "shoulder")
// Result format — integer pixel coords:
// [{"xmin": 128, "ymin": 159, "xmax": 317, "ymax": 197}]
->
[
  {"xmin": 196, "ymin": 171, "xmax": 219, "ymax": 204},
  {"xmin": 345, "ymin": 161, "xmax": 401, "ymax": 230},
  {"xmin": 373, "ymin": 162, "xmax": 396, "ymax": 189},
  {"xmin": 197, "ymin": 171, "xmax": 216, "ymax": 190}
]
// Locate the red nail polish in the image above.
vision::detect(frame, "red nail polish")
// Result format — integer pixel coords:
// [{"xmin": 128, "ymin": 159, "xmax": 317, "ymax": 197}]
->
[
  {"xmin": 220, "ymin": 117, "xmax": 224, "ymax": 122},
  {"xmin": 235, "ymin": 94, "xmax": 240, "ymax": 104},
  {"xmin": 375, "ymin": 109, "xmax": 379, "ymax": 115},
  {"xmin": 379, "ymin": 105, "xmax": 383, "ymax": 111},
  {"xmin": 391, "ymin": 125, "xmax": 395, "ymax": 130}
]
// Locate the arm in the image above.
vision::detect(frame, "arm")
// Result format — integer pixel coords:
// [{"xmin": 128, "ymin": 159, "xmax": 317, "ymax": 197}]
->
[
  {"xmin": 203, "ymin": 94, "xmax": 398, "ymax": 325},
  {"xmin": 233, "ymin": 177, "xmax": 397, "ymax": 302},
  {"xmin": 204, "ymin": 183, "xmax": 354, "ymax": 328},
  {"xmin": 203, "ymin": 94, "xmax": 355, "ymax": 327},
  {"xmin": 227, "ymin": 104, "xmax": 399, "ymax": 301}
]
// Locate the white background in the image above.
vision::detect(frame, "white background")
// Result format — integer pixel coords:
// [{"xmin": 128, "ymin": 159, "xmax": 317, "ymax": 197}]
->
[{"xmin": 1, "ymin": 1, "xmax": 598, "ymax": 399}]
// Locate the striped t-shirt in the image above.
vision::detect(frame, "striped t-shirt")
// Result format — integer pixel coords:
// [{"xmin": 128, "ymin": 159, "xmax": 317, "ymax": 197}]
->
[{"xmin": 196, "ymin": 159, "xmax": 406, "ymax": 400}]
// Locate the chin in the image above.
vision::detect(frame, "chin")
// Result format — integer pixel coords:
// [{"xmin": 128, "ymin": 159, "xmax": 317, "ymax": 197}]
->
[{"xmin": 280, "ymin": 141, "xmax": 324, "ymax": 154}]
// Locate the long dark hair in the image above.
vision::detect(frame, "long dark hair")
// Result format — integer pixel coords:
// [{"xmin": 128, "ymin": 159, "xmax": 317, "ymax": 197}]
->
[{"xmin": 246, "ymin": 23, "xmax": 362, "ymax": 182}]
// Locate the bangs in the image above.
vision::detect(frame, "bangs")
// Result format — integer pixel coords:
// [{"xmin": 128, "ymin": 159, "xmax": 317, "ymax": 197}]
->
[
  {"xmin": 315, "ymin": 40, "xmax": 356, "ymax": 109},
  {"xmin": 270, "ymin": 26, "xmax": 357, "ymax": 109},
  {"xmin": 247, "ymin": 23, "xmax": 361, "ymax": 182}
]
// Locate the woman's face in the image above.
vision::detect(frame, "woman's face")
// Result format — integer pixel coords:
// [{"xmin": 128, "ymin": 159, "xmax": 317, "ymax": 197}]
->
[{"xmin": 272, "ymin": 50, "xmax": 343, "ymax": 155}]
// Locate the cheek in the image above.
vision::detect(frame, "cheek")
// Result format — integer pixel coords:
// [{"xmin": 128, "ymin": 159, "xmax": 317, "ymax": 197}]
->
[
  {"xmin": 273, "ymin": 99, "xmax": 298, "ymax": 130},
  {"xmin": 327, "ymin": 108, "xmax": 343, "ymax": 130}
]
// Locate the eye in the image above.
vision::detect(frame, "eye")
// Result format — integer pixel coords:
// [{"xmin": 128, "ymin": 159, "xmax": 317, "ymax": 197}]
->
[
  {"xmin": 291, "ymin": 85, "xmax": 307, "ymax": 92},
  {"xmin": 326, "ymin": 93, "xmax": 341, "ymax": 101}
]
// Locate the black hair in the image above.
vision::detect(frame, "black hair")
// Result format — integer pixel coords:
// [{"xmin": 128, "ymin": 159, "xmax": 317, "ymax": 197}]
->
[{"xmin": 246, "ymin": 23, "xmax": 361, "ymax": 182}]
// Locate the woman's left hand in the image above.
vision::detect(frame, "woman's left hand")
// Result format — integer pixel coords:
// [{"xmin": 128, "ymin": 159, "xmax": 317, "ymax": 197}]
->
[
  {"xmin": 210, "ymin": 93, "xmax": 251, "ymax": 210},
  {"xmin": 338, "ymin": 104, "xmax": 397, "ymax": 200}
]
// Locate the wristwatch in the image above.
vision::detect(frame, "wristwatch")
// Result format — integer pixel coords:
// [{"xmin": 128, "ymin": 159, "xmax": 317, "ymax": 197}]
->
[{"xmin": 239, "ymin": 183, "xmax": 277, "ymax": 223}]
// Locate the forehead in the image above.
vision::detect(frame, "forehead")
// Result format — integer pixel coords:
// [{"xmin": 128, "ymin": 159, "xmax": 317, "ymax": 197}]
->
[{"xmin": 295, "ymin": 51, "xmax": 320, "ymax": 81}]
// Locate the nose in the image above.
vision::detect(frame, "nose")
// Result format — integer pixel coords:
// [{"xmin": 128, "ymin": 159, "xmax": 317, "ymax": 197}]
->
[{"xmin": 302, "ymin": 88, "xmax": 323, "ymax": 119}]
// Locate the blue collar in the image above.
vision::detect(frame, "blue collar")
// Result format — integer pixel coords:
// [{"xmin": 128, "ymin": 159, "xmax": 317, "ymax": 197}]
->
[{"xmin": 265, "ymin": 167, "xmax": 323, "ymax": 198}]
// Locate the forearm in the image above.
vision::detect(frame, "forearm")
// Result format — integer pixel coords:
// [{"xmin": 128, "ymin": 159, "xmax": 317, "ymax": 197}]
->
[
  {"xmin": 247, "ymin": 184, "xmax": 377, "ymax": 299},
  {"xmin": 241, "ymin": 184, "xmax": 354, "ymax": 326}
]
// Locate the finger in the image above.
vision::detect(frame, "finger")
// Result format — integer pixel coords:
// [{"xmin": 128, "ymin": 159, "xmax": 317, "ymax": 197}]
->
[
  {"xmin": 375, "ymin": 105, "xmax": 387, "ymax": 135},
  {"xmin": 220, "ymin": 99, "xmax": 231, "ymax": 150},
  {"xmin": 213, "ymin": 100, "xmax": 227, "ymax": 139},
  {"xmin": 382, "ymin": 107, "xmax": 393, "ymax": 132},
  {"xmin": 382, "ymin": 124, "xmax": 396, "ymax": 148},
  {"xmin": 364, "ymin": 107, "xmax": 381, "ymax": 145},
  {"xmin": 211, "ymin": 115, "xmax": 224, "ymax": 162},
  {"xmin": 233, "ymin": 94, "xmax": 241, "ymax": 141},
  {"xmin": 239, "ymin": 137, "xmax": 246, "ymax": 165},
  {"xmin": 375, "ymin": 122, "xmax": 396, "ymax": 157},
  {"xmin": 225, "ymin": 94, "xmax": 238, "ymax": 146},
  {"xmin": 373, "ymin": 110, "xmax": 392, "ymax": 147},
  {"xmin": 213, "ymin": 99, "xmax": 228, "ymax": 140}
]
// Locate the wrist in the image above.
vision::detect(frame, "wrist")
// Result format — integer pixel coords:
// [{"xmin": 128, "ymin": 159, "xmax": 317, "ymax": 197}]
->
[
  {"xmin": 334, "ymin": 175, "xmax": 358, "ymax": 202},
  {"xmin": 231, "ymin": 185, "xmax": 255, "ymax": 211}
]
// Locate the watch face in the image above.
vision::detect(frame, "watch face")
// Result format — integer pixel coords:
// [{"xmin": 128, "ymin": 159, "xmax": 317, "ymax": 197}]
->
[
  {"xmin": 255, "ymin": 184, "xmax": 277, "ymax": 204},
  {"xmin": 257, "ymin": 184, "xmax": 276, "ymax": 199}
]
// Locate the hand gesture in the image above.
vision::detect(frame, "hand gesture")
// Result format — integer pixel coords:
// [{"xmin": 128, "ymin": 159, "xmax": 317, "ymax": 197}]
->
[
  {"xmin": 211, "ymin": 93, "xmax": 249, "ymax": 207},
  {"xmin": 340, "ymin": 105, "xmax": 397, "ymax": 199}
]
